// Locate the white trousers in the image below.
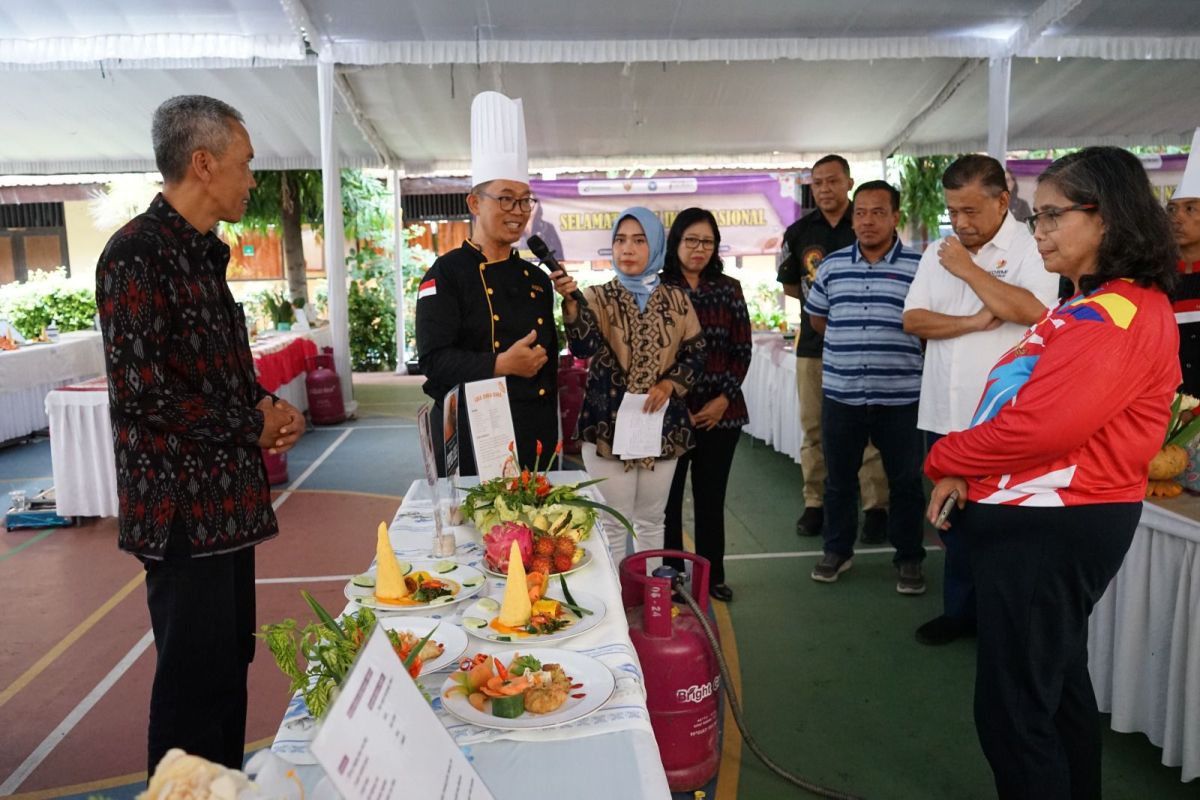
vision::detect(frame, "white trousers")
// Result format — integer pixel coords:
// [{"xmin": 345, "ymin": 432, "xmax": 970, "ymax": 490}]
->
[{"xmin": 582, "ymin": 443, "xmax": 677, "ymax": 568}]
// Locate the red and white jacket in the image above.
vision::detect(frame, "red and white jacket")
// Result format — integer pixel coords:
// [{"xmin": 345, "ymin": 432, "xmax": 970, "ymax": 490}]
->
[{"xmin": 926, "ymin": 278, "xmax": 1180, "ymax": 506}]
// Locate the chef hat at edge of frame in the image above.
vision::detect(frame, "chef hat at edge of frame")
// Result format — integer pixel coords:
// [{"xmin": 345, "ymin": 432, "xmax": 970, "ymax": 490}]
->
[
  {"xmin": 1172, "ymin": 128, "xmax": 1200, "ymax": 200},
  {"xmin": 470, "ymin": 91, "xmax": 529, "ymax": 189}
]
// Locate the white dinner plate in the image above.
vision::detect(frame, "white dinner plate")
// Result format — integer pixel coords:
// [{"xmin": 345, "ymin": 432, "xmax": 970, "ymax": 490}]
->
[
  {"xmin": 343, "ymin": 559, "xmax": 486, "ymax": 612},
  {"xmin": 480, "ymin": 548, "xmax": 594, "ymax": 579},
  {"xmin": 459, "ymin": 589, "xmax": 606, "ymax": 645},
  {"xmin": 376, "ymin": 616, "xmax": 469, "ymax": 674},
  {"xmin": 439, "ymin": 647, "xmax": 616, "ymax": 731}
]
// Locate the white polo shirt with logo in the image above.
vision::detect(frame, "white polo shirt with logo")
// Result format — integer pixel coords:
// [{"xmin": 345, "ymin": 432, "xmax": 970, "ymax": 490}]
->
[{"xmin": 903, "ymin": 212, "xmax": 1060, "ymax": 435}]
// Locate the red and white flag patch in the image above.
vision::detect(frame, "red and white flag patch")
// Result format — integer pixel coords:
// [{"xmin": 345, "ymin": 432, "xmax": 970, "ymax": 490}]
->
[{"xmin": 418, "ymin": 279, "xmax": 437, "ymax": 299}]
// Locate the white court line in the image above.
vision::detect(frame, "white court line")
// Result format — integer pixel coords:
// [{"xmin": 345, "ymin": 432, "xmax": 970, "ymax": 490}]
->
[
  {"xmin": 257, "ymin": 574, "xmax": 354, "ymax": 585},
  {"xmin": 0, "ymin": 630, "xmax": 155, "ymax": 795},
  {"xmin": 272, "ymin": 428, "xmax": 353, "ymax": 512},
  {"xmin": 310, "ymin": 423, "xmax": 416, "ymax": 430},
  {"xmin": 725, "ymin": 545, "xmax": 942, "ymax": 561},
  {"xmin": 0, "ymin": 430, "xmax": 358, "ymax": 792}
]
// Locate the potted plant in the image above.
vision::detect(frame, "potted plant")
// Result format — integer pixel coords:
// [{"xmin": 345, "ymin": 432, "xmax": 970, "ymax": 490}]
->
[{"xmin": 263, "ymin": 290, "xmax": 295, "ymax": 331}]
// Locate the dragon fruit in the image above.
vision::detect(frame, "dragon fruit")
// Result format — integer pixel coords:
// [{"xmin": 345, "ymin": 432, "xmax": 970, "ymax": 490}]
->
[{"xmin": 483, "ymin": 522, "xmax": 534, "ymax": 572}]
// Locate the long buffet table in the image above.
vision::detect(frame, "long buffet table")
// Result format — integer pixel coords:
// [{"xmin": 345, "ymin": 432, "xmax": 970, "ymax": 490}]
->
[
  {"xmin": 43, "ymin": 325, "xmax": 332, "ymax": 518},
  {"xmin": 0, "ymin": 331, "xmax": 105, "ymax": 443},
  {"xmin": 1089, "ymin": 495, "xmax": 1200, "ymax": 783},
  {"xmin": 272, "ymin": 473, "xmax": 672, "ymax": 798},
  {"xmin": 742, "ymin": 331, "xmax": 801, "ymax": 463}
]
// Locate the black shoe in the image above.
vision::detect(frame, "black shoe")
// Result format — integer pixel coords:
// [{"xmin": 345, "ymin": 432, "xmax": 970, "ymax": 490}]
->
[
  {"xmin": 796, "ymin": 506, "xmax": 823, "ymax": 537},
  {"xmin": 914, "ymin": 615, "xmax": 976, "ymax": 645},
  {"xmin": 860, "ymin": 508, "xmax": 888, "ymax": 545},
  {"xmin": 709, "ymin": 583, "xmax": 733, "ymax": 602},
  {"xmin": 810, "ymin": 552, "xmax": 852, "ymax": 583}
]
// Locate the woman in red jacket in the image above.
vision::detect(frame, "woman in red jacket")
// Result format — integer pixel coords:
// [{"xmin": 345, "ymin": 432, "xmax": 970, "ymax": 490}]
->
[{"xmin": 926, "ymin": 147, "xmax": 1180, "ymax": 799}]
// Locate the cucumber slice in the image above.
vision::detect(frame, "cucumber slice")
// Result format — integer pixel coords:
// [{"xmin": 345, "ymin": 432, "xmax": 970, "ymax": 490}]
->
[
  {"xmin": 462, "ymin": 616, "xmax": 488, "ymax": 629},
  {"xmin": 397, "ymin": 560, "xmax": 412, "ymax": 576},
  {"xmin": 476, "ymin": 597, "xmax": 500, "ymax": 613},
  {"xmin": 428, "ymin": 594, "xmax": 455, "ymax": 606},
  {"xmin": 491, "ymin": 693, "xmax": 525, "ymax": 719},
  {"xmin": 351, "ymin": 574, "xmax": 376, "ymax": 588},
  {"xmin": 461, "ymin": 576, "xmax": 483, "ymax": 587},
  {"xmin": 435, "ymin": 560, "xmax": 458, "ymax": 574}
]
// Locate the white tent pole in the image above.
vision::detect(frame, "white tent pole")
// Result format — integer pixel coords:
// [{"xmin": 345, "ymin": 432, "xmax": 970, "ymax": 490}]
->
[
  {"xmin": 317, "ymin": 60, "xmax": 354, "ymax": 412},
  {"xmin": 987, "ymin": 56, "xmax": 1011, "ymax": 162},
  {"xmin": 392, "ymin": 169, "xmax": 407, "ymax": 374}
]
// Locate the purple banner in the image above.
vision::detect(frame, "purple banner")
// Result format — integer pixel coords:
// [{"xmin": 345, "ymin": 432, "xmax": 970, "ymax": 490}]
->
[{"xmin": 522, "ymin": 174, "xmax": 801, "ymax": 262}]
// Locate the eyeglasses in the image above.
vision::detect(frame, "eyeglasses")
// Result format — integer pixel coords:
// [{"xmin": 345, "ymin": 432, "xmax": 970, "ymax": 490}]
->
[
  {"xmin": 476, "ymin": 192, "xmax": 538, "ymax": 212},
  {"xmin": 1026, "ymin": 203, "xmax": 1097, "ymax": 234},
  {"xmin": 682, "ymin": 236, "xmax": 717, "ymax": 250}
]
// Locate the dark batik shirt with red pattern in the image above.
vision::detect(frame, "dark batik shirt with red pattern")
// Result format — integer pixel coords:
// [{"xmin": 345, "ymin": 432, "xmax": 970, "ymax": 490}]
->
[
  {"xmin": 662, "ymin": 272, "xmax": 752, "ymax": 429},
  {"xmin": 96, "ymin": 194, "xmax": 277, "ymax": 559}
]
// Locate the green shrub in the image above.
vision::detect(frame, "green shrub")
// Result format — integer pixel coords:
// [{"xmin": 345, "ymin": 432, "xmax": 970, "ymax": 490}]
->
[
  {"xmin": 0, "ymin": 269, "xmax": 97, "ymax": 339},
  {"xmin": 348, "ymin": 252, "xmax": 397, "ymax": 371},
  {"xmin": 347, "ymin": 226, "xmax": 435, "ymax": 371},
  {"xmin": 744, "ymin": 280, "xmax": 786, "ymax": 330}
]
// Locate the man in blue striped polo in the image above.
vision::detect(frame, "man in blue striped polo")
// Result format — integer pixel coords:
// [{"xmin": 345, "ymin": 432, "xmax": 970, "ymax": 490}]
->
[{"xmin": 804, "ymin": 181, "xmax": 927, "ymax": 594}]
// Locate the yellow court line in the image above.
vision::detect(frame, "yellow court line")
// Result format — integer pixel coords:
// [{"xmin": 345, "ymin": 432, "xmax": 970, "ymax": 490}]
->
[
  {"xmin": 683, "ymin": 532, "xmax": 743, "ymax": 800},
  {"xmin": 0, "ymin": 571, "xmax": 145, "ymax": 711},
  {"xmin": 712, "ymin": 586, "xmax": 744, "ymax": 800},
  {"xmin": 5, "ymin": 735, "xmax": 277, "ymax": 799}
]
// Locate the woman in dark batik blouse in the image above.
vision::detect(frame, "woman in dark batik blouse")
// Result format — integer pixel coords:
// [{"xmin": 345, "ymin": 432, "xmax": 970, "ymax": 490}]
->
[{"xmin": 661, "ymin": 207, "xmax": 752, "ymax": 602}]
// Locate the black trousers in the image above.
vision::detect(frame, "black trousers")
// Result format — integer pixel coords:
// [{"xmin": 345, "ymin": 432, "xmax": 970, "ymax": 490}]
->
[
  {"xmin": 964, "ymin": 501, "xmax": 1139, "ymax": 800},
  {"xmin": 663, "ymin": 426, "xmax": 741, "ymax": 585},
  {"xmin": 432, "ymin": 396, "xmax": 559, "ymax": 477},
  {"xmin": 144, "ymin": 526, "xmax": 257, "ymax": 773}
]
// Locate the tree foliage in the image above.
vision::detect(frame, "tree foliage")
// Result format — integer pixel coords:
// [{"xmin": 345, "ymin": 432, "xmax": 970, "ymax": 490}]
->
[{"xmin": 895, "ymin": 154, "xmax": 958, "ymax": 242}]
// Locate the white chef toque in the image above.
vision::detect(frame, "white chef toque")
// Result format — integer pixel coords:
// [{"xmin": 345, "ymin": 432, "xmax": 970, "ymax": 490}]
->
[
  {"xmin": 470, "ymin": 91, "xmax": 529, "ymax": 189},
  {"xmin": 1173, "ymin": 128, "xmax": 1200, "ymax": 200}
]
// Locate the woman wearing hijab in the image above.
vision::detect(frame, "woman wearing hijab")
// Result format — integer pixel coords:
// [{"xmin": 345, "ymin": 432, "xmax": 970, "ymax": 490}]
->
[
  {"xmin": 551, "ymin": 207, "xmax": 705, "ymax": 562},
  {"xmin": 661, "ymin": 208, "xmax": 752, "ymax": 602}
]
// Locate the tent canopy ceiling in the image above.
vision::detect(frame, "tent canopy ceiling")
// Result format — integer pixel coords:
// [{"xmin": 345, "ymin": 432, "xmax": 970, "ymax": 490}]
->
[{"xmin": 0, "ymin": 0, "xmax": 1196, "ymax": 175}]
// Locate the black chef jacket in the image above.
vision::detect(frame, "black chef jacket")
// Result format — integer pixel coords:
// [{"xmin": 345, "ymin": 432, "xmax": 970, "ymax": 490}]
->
[{"xmin": 416, "ymin": 240, "xmax": 559, "ymax": 475}]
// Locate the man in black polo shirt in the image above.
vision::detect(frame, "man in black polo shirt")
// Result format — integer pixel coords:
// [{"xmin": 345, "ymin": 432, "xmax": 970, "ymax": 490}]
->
[{"xmin": 778, "ymin": 154, "xmax": 889, "ymax": 541}]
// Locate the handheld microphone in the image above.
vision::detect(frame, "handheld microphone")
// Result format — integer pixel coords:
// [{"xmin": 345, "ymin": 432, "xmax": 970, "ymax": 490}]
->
[{"xmin": 528, "ymin": 235, "xmax": 588, "ymax": 308}]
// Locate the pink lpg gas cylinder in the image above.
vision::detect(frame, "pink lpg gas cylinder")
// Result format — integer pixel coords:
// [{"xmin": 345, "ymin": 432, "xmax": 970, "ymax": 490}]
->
[
  {"xmin": 620, "ymin": 550, "xmax": 721, "ymax": 791},
  {"xmin": 304, "ymin": 347, "xmax": 345, "ymax": 425},
  {"xmin": 261, "ymin": 447, "xmax": 289, "ymax": 486}
]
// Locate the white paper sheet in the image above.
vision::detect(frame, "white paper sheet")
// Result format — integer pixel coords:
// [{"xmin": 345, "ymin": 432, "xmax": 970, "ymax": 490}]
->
[
  {"xmin": 310, "ymin": 629, "xmax": 495, "ymax": 800},
  {"xmin": 464, "ymin": 377, "xmax": 518, "ymax": 478},
  {"xmin": 611, "ymin": 393, "xmax": 666, "ymax": 460}
]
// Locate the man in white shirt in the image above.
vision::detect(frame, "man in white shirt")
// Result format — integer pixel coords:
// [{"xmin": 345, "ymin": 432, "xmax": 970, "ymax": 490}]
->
[{"xmin": 903, "ymin": 154, "xmax": 1060, "ymax": 645}]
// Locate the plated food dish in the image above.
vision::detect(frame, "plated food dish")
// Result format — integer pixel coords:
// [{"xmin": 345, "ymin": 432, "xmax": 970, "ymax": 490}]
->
[
  {"xmin": 440, "ymin": 648, "xmax": 615, "ymax": 730},
  {"xmin": 343, "ymin": 558, "xmax": 486, "ymax": 612}
]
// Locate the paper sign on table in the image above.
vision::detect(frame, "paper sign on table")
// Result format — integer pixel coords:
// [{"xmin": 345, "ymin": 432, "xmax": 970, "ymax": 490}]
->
[
  {"xmin": 611, "ymin": 393, "xmax": 666, "ymax": 460},
  {"xmin": 463, "ymin": 377, "xmax": 518, "ymax": 479},
  {"xmin": 311, "ymin": 628, "xmax": 495, "ymax": 800}
]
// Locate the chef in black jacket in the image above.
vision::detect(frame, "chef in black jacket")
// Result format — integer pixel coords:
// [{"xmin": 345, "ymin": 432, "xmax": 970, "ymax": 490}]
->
[{"xmin": 416, "ymin": 91, "xmax": 560, "ymax": 475}]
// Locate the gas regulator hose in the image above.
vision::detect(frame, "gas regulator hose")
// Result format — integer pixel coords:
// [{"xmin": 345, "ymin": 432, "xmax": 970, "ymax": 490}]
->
[{"xmin": 676, "ymin": 583, "xmax": 865, "ymax": 800}]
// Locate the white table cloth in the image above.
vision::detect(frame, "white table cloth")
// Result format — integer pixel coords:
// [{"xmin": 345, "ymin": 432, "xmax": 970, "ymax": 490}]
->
[
  {"xmin": 272, "ymin": 473, "xmax": 672, "ymax": 799},
  {"xmin": 742, "ymin": 332, "xmax": 802, "ymax": 463},
  {"xmin": 1089, "ymin": 496, "xmax": 1200, "ymax": 783},
  {"xmin": 43, "ymin": 378, "xmax": 116, "ymax": 518},
  {"xmin": 0, "ymin": 331, "xmax": 104, "ymax": 442},
  {"xmin": 43, "ymin": 326, "xmax": 333, "ymax": 518}
]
